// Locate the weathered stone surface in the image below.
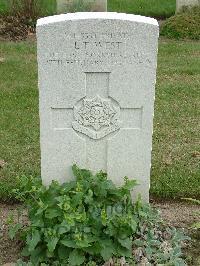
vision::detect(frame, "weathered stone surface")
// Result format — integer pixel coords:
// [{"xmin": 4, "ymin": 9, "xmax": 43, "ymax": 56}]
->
[
  {"xmin": 57, "ymin": 0, "xmax": 107, "ymax": 13},
  {"xmin": 37, "ymin": 12, "xmax": 159, "ymax": 202},
  {"xmin": 176, "ymin": 0, "xmax": 200, "ymax": 12}
]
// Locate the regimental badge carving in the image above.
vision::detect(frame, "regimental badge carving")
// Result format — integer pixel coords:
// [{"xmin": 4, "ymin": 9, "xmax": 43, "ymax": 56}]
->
[{"xmin": 72, "ymin": 95, "xmax": 120, "ymax": 139}]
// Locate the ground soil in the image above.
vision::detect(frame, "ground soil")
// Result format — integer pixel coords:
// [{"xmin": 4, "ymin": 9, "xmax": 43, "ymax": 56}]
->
[
  {"xmin": 0, "ymin": 201, "xmax": 199, "ymax": 265},
  {"xmin": 153, "ymin": 200, "xmax": 200, "ymax": 266}
]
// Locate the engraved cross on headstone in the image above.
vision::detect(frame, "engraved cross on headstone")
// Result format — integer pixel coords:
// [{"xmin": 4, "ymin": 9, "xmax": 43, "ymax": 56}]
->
[{"xmin": 51, "ymin": 72, "xmax": 143, "ymax": 171}]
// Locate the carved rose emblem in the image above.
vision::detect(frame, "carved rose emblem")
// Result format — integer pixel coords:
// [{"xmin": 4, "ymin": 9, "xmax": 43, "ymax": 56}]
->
[
  {"xmin": 72, "ymin": 95, "xmax": 120, "ymax": 140},
  {"xmin": 77, "ymin": 96, "xmax": 116, "ymax": 130}
]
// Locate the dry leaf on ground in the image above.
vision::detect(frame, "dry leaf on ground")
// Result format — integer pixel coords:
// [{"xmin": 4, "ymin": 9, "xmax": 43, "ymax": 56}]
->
[{"xmin": 0, "ymin": 159, "xmax": 7, "ymax": 168}]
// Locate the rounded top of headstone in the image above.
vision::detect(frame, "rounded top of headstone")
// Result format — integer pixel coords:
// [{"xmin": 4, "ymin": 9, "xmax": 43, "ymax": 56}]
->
[{"xmin": 37, "ymin": 12, "xmax": 158, "ymax": 27}]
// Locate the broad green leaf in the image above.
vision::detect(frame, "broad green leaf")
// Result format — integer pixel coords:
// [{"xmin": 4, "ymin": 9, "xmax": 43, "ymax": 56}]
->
[
  {"xmin": 68, "ymin": 249, "xmax": 85, "ymax": 265},
  {"xmin": 28, "ymin": 230, "xmax": 41, "ymax": 252},
  {"xmin": 72, "ymin": 164, "xmax": 92, "ymax": 181},
  {"xmin": 101, "ymin": 239, "xmax": 113, "ymax": 247},
  {"xmin": 173, "ymin": 246, "xmax": 182, "ymax": 257},
  {"xmin": 31, "ymin": 216, "xmax": 44, "ymax": 227},
  {"xmin": 30, "ymin": 245, "xmax": 46, "ymax": 265},
  {"xmin": 45, "ymin": 208, "xmax": 62, "ymax": 219},
  {"xmin": 84, "ymin": 242, "xmax": 101, "ymax": 255},
  {"xmin": 58, "ymin": 245, "xmax": 71, "ymax": 260},
  {"xmin": 21, "ymin": 246, "xmax": 31, "ymax": 257},
  {"xmin": 35, "ymin": 202, "xmax": 48, "ymax": 216},
  {"xmin": 100, "ymin": 245, "xmax": 115, "ymax": 261},
  {"xmin": 15, "ymin": 259, "xmax": 34, "ymax": 266},
  {"xmin": 58, "ymin": 226, "xmax": 70, "ymax": 235},
  {"xmin": 174, "ymin": 258, "xmax": 187, "ymax": 266},
  {"xmin": 123, "ymin": 178, "xmax": 137, "ymax": 190},
  {"xmin": 47, "ymin": 236, "xmax": 59, "ymax": 252},
  {"xmin": 130, "ymin": 220, "xmax": 137, "ymax": 232},
  {"xmin": 71, "ymin": 192, "xmax": 84, "ymax": 207},
  {"xmin": 61, "ymin": 238, "xmax": 77, "ymax": 248},
  {"xmin": 8, "ymin": 223, "xmax": 23, "ymax": 240},
  {"xmin": 83, "ymin": 227, "xmax": 91, "ymax": 233},
  {"xmin": 145, "ymin": 246, "xmax": 153, "ymax": 256},
  {"xmin": 58, "ymin": 220, "xmax": 71, "ymax": 235},
  {"xmin": 116, "ymin": 245, "xmax": 132, "ymax": 258},
  {"xmin": 75, "ymin": 238, "xmax": 91, "ymax": 248},
  {"xmin": 62, "ymin": 181, "xmax": 76, "ymax": 193},
  {"xmin": 118, "ymin": 237, "xmax": 132, "ymax": 250}
]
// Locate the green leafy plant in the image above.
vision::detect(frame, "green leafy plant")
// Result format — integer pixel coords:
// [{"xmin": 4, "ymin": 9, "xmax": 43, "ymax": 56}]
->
[
  {"xmin": 10, "ymin": 165, "xmax": 189, "ymax": 265},
  {"xmin": 160, "ymin": 6, "xmax": 200, "ymax": 40}
]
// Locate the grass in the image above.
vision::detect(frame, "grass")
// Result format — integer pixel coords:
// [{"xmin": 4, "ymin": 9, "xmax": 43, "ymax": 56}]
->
[
  {"xmin": 108, "ymin": 0, "xmax": 176, "ymax": 18},
  {"xmin": 151, "ymin": 39, "xmax": 200, "ymax": 198},
  {"xmin": 0, "ymin": 38, "xmax": 199, "ymax": 201},
  {"xmin": 0, "ymin": 0, "xmax": 176, "ymax": 18},
  {"xmin": 0, "ymin": 42, "xmax": 40, "ymax": 200},
  {"xmin": 0, "ymin": 0, "xmax": 7, "ymax": 14}
]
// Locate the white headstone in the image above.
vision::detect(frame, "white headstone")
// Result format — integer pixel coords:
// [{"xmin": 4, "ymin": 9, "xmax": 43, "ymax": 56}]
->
[
  {"xmin": 176, "ymin": 0, "xmax": 200, "ymax": 12},
  {"xmin": 57, "ymin": 0, "xmax": 107, "ymax": 13},
  {"xmin": 37, "ymin": 13, "xmax": 159, "ymax": 202}
]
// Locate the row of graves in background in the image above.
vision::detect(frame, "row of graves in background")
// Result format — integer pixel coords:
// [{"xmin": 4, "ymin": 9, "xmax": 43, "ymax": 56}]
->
[{"xmin": 56, "ymin": 0, "xmax": 200, "ymax": 14}]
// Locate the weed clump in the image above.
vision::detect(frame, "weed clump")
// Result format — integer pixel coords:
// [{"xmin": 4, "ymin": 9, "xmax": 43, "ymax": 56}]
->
[
  {"xmin": 10, "ymin": 165, "xmax": 189, "ymax": 265},
  {"xmin": 160, "ymin": 6, "xmax": 200, "ymax": 40}
]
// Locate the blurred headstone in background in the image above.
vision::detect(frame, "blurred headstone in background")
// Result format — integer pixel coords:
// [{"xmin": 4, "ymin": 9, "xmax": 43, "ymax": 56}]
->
[
  {"xmin": 176, "ymin": 0, "xmax": 200, "ymax": 12},
  {"xmin": 57, "ymin": 0, "xmax": 107, "ymax": 13}
]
